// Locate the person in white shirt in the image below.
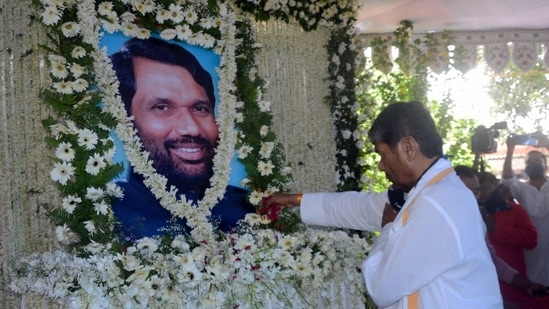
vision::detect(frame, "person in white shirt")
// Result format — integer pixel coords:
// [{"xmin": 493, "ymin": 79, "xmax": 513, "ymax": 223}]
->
[
  {"xmin": 501, "ymin": 133, "xmax": 549, "ymax": 286},
  {"xmin": 265, "ymin": 101, "xmax": 503, "ymax": 308}
]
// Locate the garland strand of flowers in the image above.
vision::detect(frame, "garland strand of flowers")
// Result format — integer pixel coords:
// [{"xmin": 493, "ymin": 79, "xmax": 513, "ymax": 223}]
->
[{"xmin": 234, "ymin": 0, "xmax": 366, "ymax": 191}]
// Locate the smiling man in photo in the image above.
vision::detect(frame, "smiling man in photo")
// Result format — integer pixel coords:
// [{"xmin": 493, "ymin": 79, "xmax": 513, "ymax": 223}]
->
[{"xmin": 109, "ymin": 37, "xmax": 255, "ymax": 238}]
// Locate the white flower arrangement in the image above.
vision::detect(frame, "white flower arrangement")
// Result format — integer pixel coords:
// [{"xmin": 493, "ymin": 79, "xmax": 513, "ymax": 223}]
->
[
  {"xmin": 11, "ymin": 223, "xmax": 370, "ymax": 308},
  {"xmin": 12, "ymin": 0, "xmax": 371, "ymax": 307}
]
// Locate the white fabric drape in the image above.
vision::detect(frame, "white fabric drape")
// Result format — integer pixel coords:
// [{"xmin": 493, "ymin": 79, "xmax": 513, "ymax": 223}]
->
[{"xmin": 0, "ymin": 1, "xmax": 61, "ymax": 308}]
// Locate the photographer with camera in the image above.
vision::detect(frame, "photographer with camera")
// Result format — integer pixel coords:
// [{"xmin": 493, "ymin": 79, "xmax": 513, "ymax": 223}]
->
[{"xmin": 501, "ymin": 132, "xmax": 549, "ymax": 287}]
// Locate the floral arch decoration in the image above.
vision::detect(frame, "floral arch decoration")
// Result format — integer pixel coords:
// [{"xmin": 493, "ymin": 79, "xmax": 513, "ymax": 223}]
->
[{"xmin": 11, "ymin": 0, "xmax": 371, "ymax": 307}]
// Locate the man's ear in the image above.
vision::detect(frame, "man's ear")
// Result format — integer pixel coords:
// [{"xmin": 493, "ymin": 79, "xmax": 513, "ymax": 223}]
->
[{"xmin": 398, "ymin": 136, "xmax": 417, "ymax": 161}]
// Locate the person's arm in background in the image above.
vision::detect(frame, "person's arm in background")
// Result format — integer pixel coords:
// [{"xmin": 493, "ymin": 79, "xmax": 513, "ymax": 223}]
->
[
  {"xmin": 487, "ymin": 240, "xmax": 549, "ymax": 307},
  {"xmin": 502, "ymin": 136, "xmax": 517, "ymax": 180}
]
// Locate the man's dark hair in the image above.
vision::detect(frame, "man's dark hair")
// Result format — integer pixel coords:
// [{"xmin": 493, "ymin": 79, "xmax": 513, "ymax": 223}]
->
[
  {"xmin": 527, "ymin": 150, "xmax": 548, "ymax": 166},
  {"xmin": 109, "ymin": 37, "xmax": 215, "ymax": 115},
  {"xmin": 368, "ymin": 101, "xmax": 443, "ymax": 158},
  {"xmin": 478, "ymin": 171, "xmax": 499, "ymax": 185},
  {"xmin": 454, "ymin": 165, "xmax": 478, "ymax": 179}
]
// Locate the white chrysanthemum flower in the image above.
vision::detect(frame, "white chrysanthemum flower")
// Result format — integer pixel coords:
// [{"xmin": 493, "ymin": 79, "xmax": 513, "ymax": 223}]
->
[
  {"xmin": 258, "ymin": 100, "xmax": 271, "ymax": 112},
  {"xmin": 170, "ymin": 236, "xmax": 190, "ymax": 251},
  {"xmin": 50, "ymin": 162, "xmax": 75, "ymax": 185},
  {"xmin": 259, "ymin": 215, "xmax": 272, "ymax": 225},
  {"xmin": 199, "ymin": 18, "xmax": 213, "ymax": 29},
  {"xmin": 70, "ymin": 46, "xmax": 86, "ymax": 59},
  {"xmin": 70, "ymin": 63, "xmax": 85, "ymax": 78},
  {"xmin": 84, "ymin": 220, "xmax": 97, "ymax": 235},
  {"xmin": 85, "ymin": 241, "xmax": 105, "ymax": 254},
  {"xmin": 292, "ymin": 262, "xmax": 313, "ymax": 277},
  {"xmin": 53, "ymin": 81, "xmax": 73, "ymax": 94},
  {"xmin": 121, "ymin": 255, "xmax": 142, "ymax": 271},
  {"xmin": 55, "ymin": 142, "xmax": 74, "ymax": 161},
  {"xmin": 133, "ymin": 2, "xmax": 147, "ymax": 15},
  {"xmin": 279, "ymin": 235, "xmax": 298, "ymax": 250},
  {"xmin": 120, "ymin": 11, "xmax": 136, "ymax": 22},
  {"xmin": 97, "ymin": 2, "xmax": 113, "ymax": 15},
  {"xmin": 184, "ymin": 9, "xmax": 198, "ymax": 24},
  {"xmin": 173, "ymin": 253, "xmax": 194, "ymax": 266},
  {"xmin": 177, "ymin": 264, "xmax": 202, "ymax": 283},
  {"xmin": 239, "ymin": 177, "xmax": 251, "ymax": 188},
  {"xmin": 156, "ymin": 9, "xmax": 170, "ymax": 24},
  {"xmin": 77, "ymin": 129, "xmax": 98, "ymax": 150},
  {"xmin": 175, "ymin": 24, "xmax": 191, "ymax": 41},
  {"xmin": 248, "ymin": 190, "xmax": 263, "ymax": 206},
  {"xmin": 41, "ymin": 6, "xmax": 61, "ymax": 26},
  {"xmin": 61, "ymin": 195, "xmax": 81, "ymax": 214},
  {"xmin": 260, "ymin": 125, "xmax": 269, "ymax": 137},
  {"xmin": 106, "ymin": 182, "xmax": 124, "ymax": 198},
  {"xmin": 168, "ymin": 4, "xmax": 184, "ymax": 23},
  {"xmin": 244, "ymin": 213, "xmax": 263, "ymax": 226},
  {"xmin": 61, "ymin": 22, "xmax": 81, "ymax": 38},
  {"xmin": 51, "ymin": 61, "xmax": 69, "ymax": 79},
  {"xmin": 237, "ymin": 144, "xmax": 253, "ymax": 159},
  {"xmin": 121, "ymin": 21, "xmax": 138, "ymax": 37},
  {"xmin": 143, "ymin": 0, "xmax": 156, "ymax": 12},
  {"xmin": 137, "ymin": 237, "xmax": 159, "ymax": 254},
  {"xmin": 100, "ymin": 14, "xmax": 120, "ymax": 33},
  {"xmin": 257, "ymin": 160, "xmax": 274, "ymax": 176},
  {"xmin": 201, "ymin": 34, "xmax": 216, "ymax": 49},
  {"xmin": 135, "ymin": 27, "xmax": 151, "ymax": 39},
  {"xmin": 85, "ymin": 187, "xmax": 105, "ymax": 201},
  {"xmin": 259, "ymin": 142, "xmax": 274, "ymax": 159},
  {"xmin": 93, "ymin": 200, "xmax": 109, "ymax": 216},
  {"xmin": 213, "ymin": 45, "xmax": 223, "ymax": 55},
  {"xmin": 71, "ymin": 78, "xmax": 89, "ymax": 92},
  {"xmin": 234, "ymin": 234, "xmax": 254, "ymax": 251},
  {"xmin": 55, "ymin": 224, "xmax": 79, "ymax": 244},
  {"xmin": 159, "ymin": 28, "xmax": 177, "ymax": 41},
  {"xmin": 264, "ymin": 187, "xmax": 277, "ymax": 196}
]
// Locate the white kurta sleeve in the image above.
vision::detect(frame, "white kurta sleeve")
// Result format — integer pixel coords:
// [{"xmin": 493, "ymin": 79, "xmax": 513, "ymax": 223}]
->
[{"xmin": 300, "ymin": 191, "xmax": 386, "ymax": 232}]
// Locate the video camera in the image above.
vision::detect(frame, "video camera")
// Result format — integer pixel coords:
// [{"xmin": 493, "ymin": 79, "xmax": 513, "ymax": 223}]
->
[{"xmin": 471, "ymin": 121, "xmax": 507, "ymax": 154}]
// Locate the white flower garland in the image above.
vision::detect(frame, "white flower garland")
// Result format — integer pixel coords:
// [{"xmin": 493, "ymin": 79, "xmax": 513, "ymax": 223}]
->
[{"xmin": 94, "ymin": 1, "xmax": 237, "ymax": 240}]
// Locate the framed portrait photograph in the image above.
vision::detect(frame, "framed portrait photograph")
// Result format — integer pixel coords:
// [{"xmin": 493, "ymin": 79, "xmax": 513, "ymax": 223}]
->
[{"xmin": 101, "ymin": 33, "xmax": 253, "ymax": 238}]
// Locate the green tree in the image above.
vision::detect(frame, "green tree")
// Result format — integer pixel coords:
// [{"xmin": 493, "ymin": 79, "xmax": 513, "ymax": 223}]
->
[
  {"xmin": 357, "ymin": 21, "xmax": 477, "ymax": 192},
  {"xmin": 486, "ymin": 61, "xmax": 549, "ymax": 132}
]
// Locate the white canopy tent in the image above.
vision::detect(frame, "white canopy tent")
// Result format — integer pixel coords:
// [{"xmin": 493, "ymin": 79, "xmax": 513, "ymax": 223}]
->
[{"xmin": 356, "ymin": 0, "xmax": 549, "ymax": 73}]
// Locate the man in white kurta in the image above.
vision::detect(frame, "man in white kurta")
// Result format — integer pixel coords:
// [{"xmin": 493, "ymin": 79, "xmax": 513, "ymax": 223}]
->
[
  {"xmin": 501, "ymin": 134, "xmax": 549, "ymax": 286},
  {"xmin": 300, "ymin": 158, "xmax": 502, "ymax": 308},
  {"xmin": 266, "ymin": 102, "xmax": 502, "ymax": 308}
]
